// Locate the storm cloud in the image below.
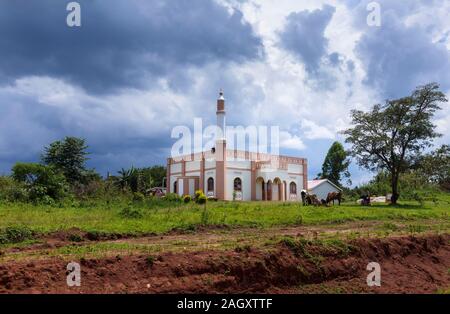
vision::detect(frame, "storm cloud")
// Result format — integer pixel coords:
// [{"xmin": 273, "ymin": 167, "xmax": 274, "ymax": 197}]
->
[
  {"xmin": 0, "ymin": 0, "xmax": 263, "ymax": 93},
  {"xmin": 0, "ymin": 0, "xmax": 448, "ymax": 185},
  {"xmin": 352, "ymin": 0, "xmax": 450, "ymax": 98},
  {"xmin": 278, "ymin": 5, "xmax": 336, "ymax": 74}
]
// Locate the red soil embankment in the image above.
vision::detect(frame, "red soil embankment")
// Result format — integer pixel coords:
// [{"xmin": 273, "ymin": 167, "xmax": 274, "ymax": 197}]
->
[{"xmin": 0, "ymin": 234, "xmax": 449, "ymax": 294}]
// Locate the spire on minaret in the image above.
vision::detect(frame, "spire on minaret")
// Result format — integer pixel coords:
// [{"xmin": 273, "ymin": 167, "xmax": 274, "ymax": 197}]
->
[
  {"xmin": 217, "ymin": 89, "xmax": 225, "ymax": 112},
  {"xmin": 216, "ymin": 89, "xmax": 226, "ymax": 140}
]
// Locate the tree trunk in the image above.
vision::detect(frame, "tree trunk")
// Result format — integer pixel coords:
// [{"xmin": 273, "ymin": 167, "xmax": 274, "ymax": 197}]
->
[{"xmin": 391, "ymin": 173, "xmax": 399, "ymax": 205}]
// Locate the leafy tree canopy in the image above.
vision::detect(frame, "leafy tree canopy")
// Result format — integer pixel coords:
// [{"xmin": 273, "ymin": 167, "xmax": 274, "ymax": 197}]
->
[
  {"xmin": 41, "ymin": 137, "xmax": 93, "ymax": 184},
  {"xmin": 318, "ymin": 141, "xmax": 351, "ymax": 186},
  {"xmin": 343, "ymin": 83, "xmax": 447, "ymax": 204}
]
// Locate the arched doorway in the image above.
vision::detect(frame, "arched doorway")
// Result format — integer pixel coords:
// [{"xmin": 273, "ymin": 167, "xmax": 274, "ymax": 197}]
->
[
  {"xmin": 233, "ymin": 177, "xmax": 243, "ymax": 200},
  {"xmin": 273, "ymin": 178, "xmax": 282, "ymax": 201},
  {"xmin": 266, "ymin": 180, "xmax": 272, "ymax": 201},
  {"xmin": 256, "ymin": 177, "xmax": 265, "ymax": 201},
  {"xmin": 289, "ymin": 181, "xmax": 297, "ymax": 200},
  {"xmin": 207, "ymin": 177, "xmax": 214, "ymax": 196}
]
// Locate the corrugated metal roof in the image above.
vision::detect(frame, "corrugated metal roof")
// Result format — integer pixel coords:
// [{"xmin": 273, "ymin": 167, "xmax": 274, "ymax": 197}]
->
[
  {"xmin": 307, "ymin": 179, "xmax": 342, "ymax": 191},
  {"xmin": 307, "ymin": 179, "xmax": 328, "ymax": 190}
]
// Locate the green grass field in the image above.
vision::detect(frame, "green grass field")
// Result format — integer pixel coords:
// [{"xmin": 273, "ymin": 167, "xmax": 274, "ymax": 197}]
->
[{"xmin": 0, "ymin": 193, "xmax": 449, "ymax": 237}]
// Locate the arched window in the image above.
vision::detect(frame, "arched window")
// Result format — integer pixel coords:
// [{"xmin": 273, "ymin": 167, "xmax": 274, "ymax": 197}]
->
[
  {"xmin": 290, "ymin": 182, "xmax": 297, "ymax": 194},
  {"xmin": 233, "ymin": 177, "xmax": 242, "ymax": 191},
  {"xmin": 207, "ymin": 177, "xmax": 214, "ymax": 192},
  {"xmin": 173, "ymin": 181, "xmax": 177, "ymax": 194}
]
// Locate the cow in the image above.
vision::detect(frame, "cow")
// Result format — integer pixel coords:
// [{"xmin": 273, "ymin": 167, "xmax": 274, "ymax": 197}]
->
[
  {"xmin": 301, "ymin": 191, "xmax": 317, "ymax": 206},
  {"xmin": 309, "ymin": 194, "xmax": 321, "ymax": 206},
  {"xmin": 326, "ymin": 191, "xmax": 342, "ymax": 206},
  {"xmin": 301, "ymin": 190, "xmax": 308, "ymax": 206},
  {"xmin": 301, "ymin": 191, "xmax": 323, "ymax": 206}
]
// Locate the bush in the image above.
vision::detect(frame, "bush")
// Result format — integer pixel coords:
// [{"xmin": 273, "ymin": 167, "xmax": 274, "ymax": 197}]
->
[
  {"xmin": 0, "ymin": 226, "xmax": 34, "ymax": 244},
  {"xmin": 146, "ymin": 255, "xmax": 155, "ymax": 267},
  {"xmin": 194, "ymin": 190, "xmax": 207, "ymax": 204},
  {"xmin": 11, "ymin": 162, "xmax": 68, "ymax": 202},
  {"xmin": 194, "ymin": 190, "xmax": 203, "ymax": 200},
  {"xmin": 119, "ymin": 207, "xmax": 143, "ymax": 219},
  {"xmin": 8, "ymin": 186, "xmax": 29, "ymax": 202},
  {"xmin": 133, "ymin": 192, "xmax": 145, "ymax": 203},
  {"xmin": 163, "ymin": 193, "xmax": 181, "ymax": 202},
  {"xmin": 68, "ymin": 234, "xmax": 83, "ymax": 242},
  {"xmin": 0, "ymin": 176, "xmax": 28, "ymax": 202},
  {"xmin": 196, "ymin": 194, "xmax": 207, "ymax": 205},
  {"xmin": 348, "ymin": 170, "xmax": 442, "ymax": 202},
  {"xmin": 183, "ymin": 195, "xmax": 192, "ymax": 203},
  {"xmin": 71, "ymin": 180, "xmax": 106, "ymax": 199}
]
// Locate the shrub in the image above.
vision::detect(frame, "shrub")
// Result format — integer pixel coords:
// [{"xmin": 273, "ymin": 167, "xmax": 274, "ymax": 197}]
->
[
  {"xmin": 0, "ymin": 177, "xmax": 29, "ymax": 202},
  {"xmin": 146, "ymin": 255, "xmax": 155, "ymax": 267},
  {"xmin": 194, "ymin": 190, "xmax": 203, "ymax": 200},
  {"xmin": 9, "ymin": 186, "xmax": 29, "ymax": 202},
  {"xmin": 163, "ymin": 193, "xmax": 181, "ymax": 202},
  {"xmin": 11, "ymin": 162, "xmax": 68, "ymax": 202},
  {"xmin": 194, "ymin": 191, "xmax": 207, "ymax": 205},
  {"xmin": 86, "ymin": 231, "xmax": 102, "ymax": 241},
  {"xmin": 119, "ymin": 207, "xmax": 143, "ymax": 219},
  {"xmin": 0, "ymin": 226, "xmax": 34, "ymax": 244},
  {"xmin": 71, "ymin": 180, "xmax": 106, "ymax": 199},
  {"xmin": 133, "ymin": 192, "xmax": 145, "ymax": 203},
  {"xmin": 196, "ymin": 194, "xmax": 207, "ymax": 205},
  {"xmin": 183, "ymin": 195, "xmax": 192, "ymax": 203},
  {"xmin": 68, "ymin": 234, "xmax": 83, "ymax": 242}
]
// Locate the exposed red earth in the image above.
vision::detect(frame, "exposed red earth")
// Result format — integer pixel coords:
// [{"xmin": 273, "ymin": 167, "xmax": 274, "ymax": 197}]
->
[{"xmin": 0, "ymin": 234, "xmax": 448, "ymax": 294}]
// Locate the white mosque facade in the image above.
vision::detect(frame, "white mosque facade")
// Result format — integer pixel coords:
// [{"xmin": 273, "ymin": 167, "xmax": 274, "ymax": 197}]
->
[{"xmin": 166, "ymin": 92, "xmax": 307, "ymax": 201}]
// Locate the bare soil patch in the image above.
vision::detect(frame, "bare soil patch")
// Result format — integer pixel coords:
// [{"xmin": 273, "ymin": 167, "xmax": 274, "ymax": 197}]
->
[{"xmin": 0, "ymin": 234, "xmax": 448, "ymax": 294}]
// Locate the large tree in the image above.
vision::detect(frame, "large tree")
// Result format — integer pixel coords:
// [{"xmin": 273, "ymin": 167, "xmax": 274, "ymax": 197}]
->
[
  {"xmin": 42, "ymin": 137, "xmax": 90, "ymax": 184},
  {"xmin": 318, "ymin": 141, "xmax": 350, "ymax": 186},
  {"xmin": 343, "ymin": 83, "xmax": 447, "ymax": 204}
]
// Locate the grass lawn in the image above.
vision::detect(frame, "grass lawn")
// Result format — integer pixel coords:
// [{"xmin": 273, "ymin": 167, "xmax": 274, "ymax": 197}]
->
[{"xmin": 0, "ymin": 193, "xmax": 449, "ymax": 237}]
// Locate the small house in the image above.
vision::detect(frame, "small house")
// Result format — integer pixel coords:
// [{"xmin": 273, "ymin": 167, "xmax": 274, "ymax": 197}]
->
[{"xmin": 307, "ymin": 179, "xmax": 342, "ymax": 201}]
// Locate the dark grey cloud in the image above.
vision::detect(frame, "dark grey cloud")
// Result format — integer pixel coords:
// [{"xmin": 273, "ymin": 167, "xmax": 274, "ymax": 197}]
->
[
  {"xmin": 278, "ymin": 5, "xmax": 336, "ymax": 73},
  {"xmin": 347, "ymin": 0, "xmax": 450, "ymax": 98},
  {"xmin": 0, "ymin": 84, "xmax": 175, "ymax": 175},
  {"xmin": 355, "ymin": 9, "xmax": 450, "ymax": 98},
  {"xmin": 0, "ymin": 0, "xmax": 263, "ymax": 93}
]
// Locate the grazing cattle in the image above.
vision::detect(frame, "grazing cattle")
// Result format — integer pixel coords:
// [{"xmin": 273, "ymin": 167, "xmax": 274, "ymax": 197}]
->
[
  {"xmin": 360, "ymin": 193, "xmax": 371, "ymax": 206},
  {"xmin": 326, "ymin": 191, "xmax": 342, "ymax": 206},
  {"xmin": 309, "ymin": 194, "xmax": 321, "ymax": 206},
  {"xmin": 301, "ymin": 191, "xmax": 323, "ymax": 206},
  {"xmin": 301, "ymin": 190, "xmax": 308, "ymax": 206}
]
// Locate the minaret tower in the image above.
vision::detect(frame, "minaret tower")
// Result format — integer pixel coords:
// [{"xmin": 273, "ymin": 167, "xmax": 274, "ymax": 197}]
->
[
  {"xmin": 216, "ymin": 89, "xmax": 226, "ymax": 140},
  {"xmin": 215, "ymin": 89, "xmax": 227, "ymax": 200}
]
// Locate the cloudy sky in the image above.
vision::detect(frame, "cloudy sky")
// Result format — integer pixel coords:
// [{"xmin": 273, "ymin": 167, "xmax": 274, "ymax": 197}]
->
[{"xmin": 0, "ymin": 0, "xmax": 449, "ymax": 186}]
